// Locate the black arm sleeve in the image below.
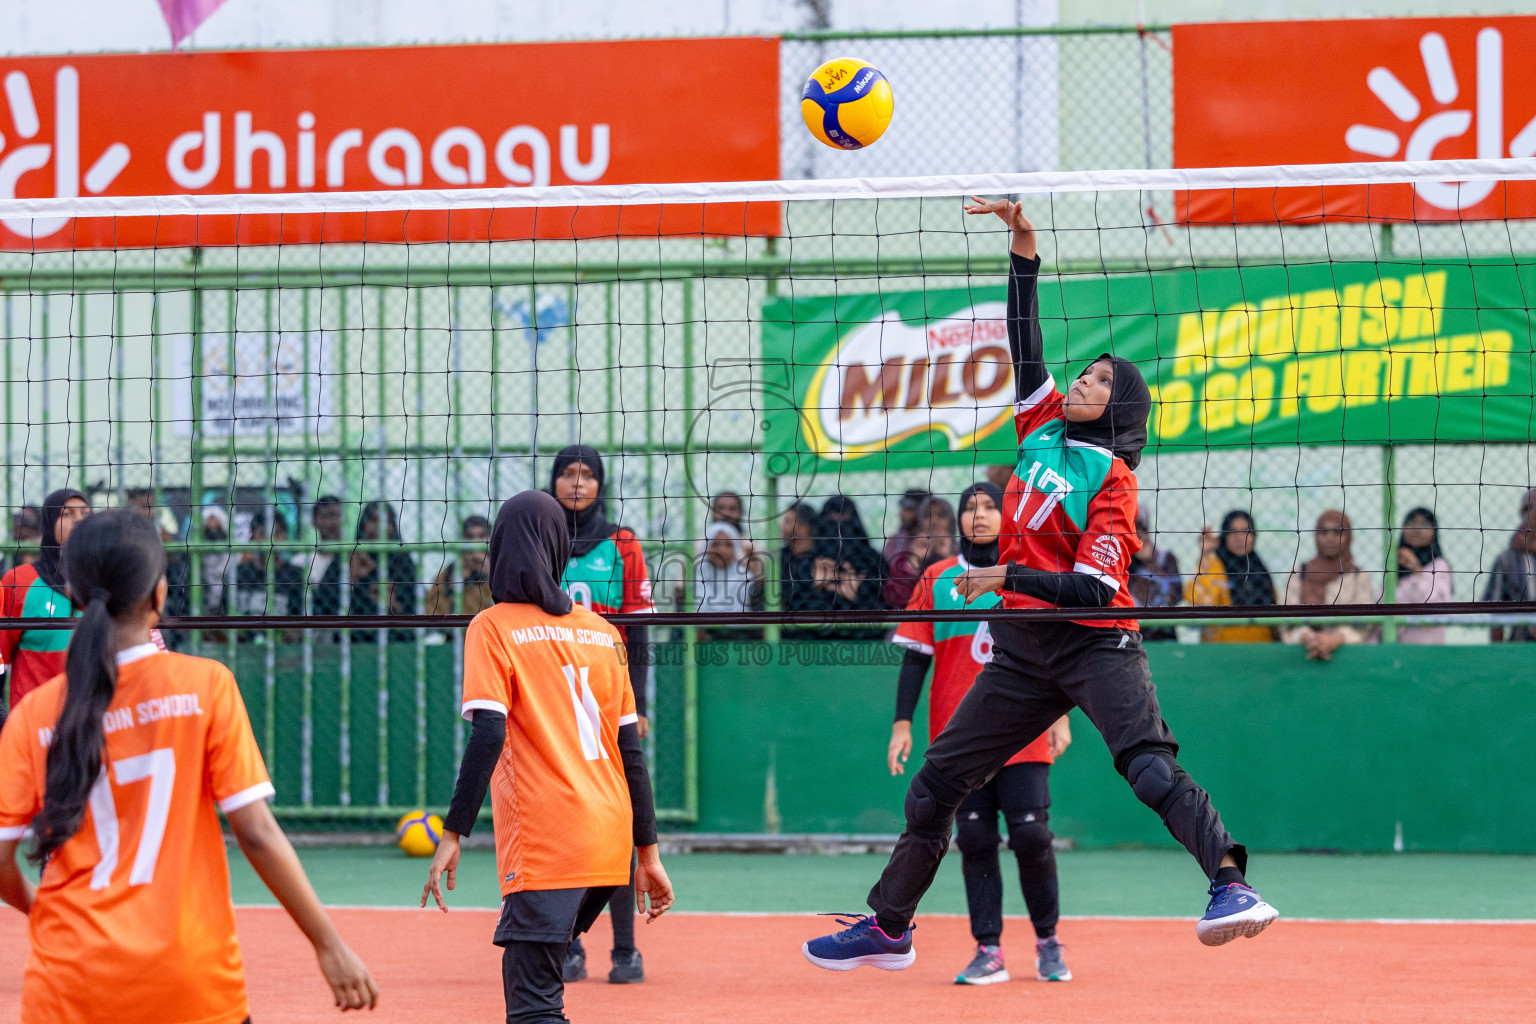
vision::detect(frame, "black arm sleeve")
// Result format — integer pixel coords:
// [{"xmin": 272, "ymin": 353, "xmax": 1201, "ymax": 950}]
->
[
  {"xmin": 1007, "ymin": 251, "xmax": 1049, "ymax": 404},
  {"xmin": 895, "ymin": 648, "xmax": 933, "ymax": 722},
  {"xmin": 625, "ymin": 623, "xmax": 648, "ymax": 718},
  {"xmin": 443, "ymin": 709, "xmax": 506, "ymax": 837},
  {"xmin": 617, "ymin": 722, "xmax": 659, "ymax": 848},
  {"xmin": 1005, "ymin": 562, "xmax": 1116, "ymax": 608}
]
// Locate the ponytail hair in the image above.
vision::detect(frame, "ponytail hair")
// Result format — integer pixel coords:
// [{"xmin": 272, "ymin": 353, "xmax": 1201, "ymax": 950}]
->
[{"xmin": 29, "ymin": 510, "xmax": 165, "ymax": 866}]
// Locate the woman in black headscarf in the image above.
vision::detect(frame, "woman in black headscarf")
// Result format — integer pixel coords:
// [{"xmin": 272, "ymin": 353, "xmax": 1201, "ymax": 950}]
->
[
  {"xmin": 0, "ymin": 488, "xmax": 90, "ymax": 723},
  {"xmin": 546, "ymin": 444, "xmax": 653, "ymax": 983},
  {"xmin": 349, "ymin": 500, "xmax": 418, "ymax": 642},
  {"xmin": 427, "ymin": 489, "xmax": 673, "ymax": 1017},
  {"xmin": 803, "ymin": 199, "xmax": 1275, "ymax": 973},
  {"xmin": 1185, "ymin": 510, "xmax": 1277, "ymax": 644}
]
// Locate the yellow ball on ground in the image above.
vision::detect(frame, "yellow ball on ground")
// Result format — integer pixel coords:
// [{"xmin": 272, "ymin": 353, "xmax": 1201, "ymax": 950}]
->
[
  {"xmin": 800, "ymin": 58, "xmax": 894, "ymax": 150},
  {"xmin": 395, "ymin": 811, "xmax": 444, "ymax": 857}
]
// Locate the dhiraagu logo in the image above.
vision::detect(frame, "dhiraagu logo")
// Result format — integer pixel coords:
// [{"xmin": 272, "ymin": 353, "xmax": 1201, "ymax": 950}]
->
[
  {"xmin": 0, "ymin": 67, "xmax": 130, "ymax": 239},
  {"xmin": 800, "ymin": 303, "xmax": 1015, "ymax": 462},
  {"xmin": 1345, "ymin": 27, "xmax": 1536, "ymax": 210}
]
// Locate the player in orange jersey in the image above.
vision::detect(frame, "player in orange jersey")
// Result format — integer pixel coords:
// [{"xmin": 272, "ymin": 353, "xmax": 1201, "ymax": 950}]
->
[
  {"xmin": 0, "ymin": 510, "xmax": 377, "ymax": 1024},
  {"xmin": 422, "ymin": 490, "xmax": 673, "ymax": 1023}
]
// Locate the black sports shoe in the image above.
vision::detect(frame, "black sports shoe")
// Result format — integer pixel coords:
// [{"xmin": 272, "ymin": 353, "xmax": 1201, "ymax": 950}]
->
[
  {"xmin": 609, "ymin": 948, "xmax": 645, "ymax": 984},
  {"xmin": 562, "ymin": 938, "xmax": 588, "ymax": 983}
]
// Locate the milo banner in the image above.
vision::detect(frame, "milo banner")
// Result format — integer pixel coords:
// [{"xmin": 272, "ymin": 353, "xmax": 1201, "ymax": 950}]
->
[{"xmin": 759, "ymin": 259, "xmax": 1535, "ymax": 473}]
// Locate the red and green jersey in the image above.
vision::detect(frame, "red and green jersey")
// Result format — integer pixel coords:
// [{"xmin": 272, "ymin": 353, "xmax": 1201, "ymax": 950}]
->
[
  {"xmin": 892, "ymin": 556, "xmax": 1053, "ymax": 766},
  {"xmin": 560, "ymin": 528, "xmax": 653, "ymax": 639},
  {"xmin": 1002, "ymin": 380, "xmax": 1141, "ymax": 630},
  {"xmin": 0, "ymin": 564, "xmax": 76, "ymax": 710}
]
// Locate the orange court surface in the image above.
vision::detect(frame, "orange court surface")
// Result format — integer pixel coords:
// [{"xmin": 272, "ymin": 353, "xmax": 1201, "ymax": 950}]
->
[{"xmin": 5, "ymin": 908, "xmax": 1533, "ymax": 1023}]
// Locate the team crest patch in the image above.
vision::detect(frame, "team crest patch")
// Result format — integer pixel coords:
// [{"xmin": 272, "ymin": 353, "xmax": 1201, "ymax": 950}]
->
[{"xmin": 1091, "ymin": 535, "xmax": 1120, "ymax": 567}]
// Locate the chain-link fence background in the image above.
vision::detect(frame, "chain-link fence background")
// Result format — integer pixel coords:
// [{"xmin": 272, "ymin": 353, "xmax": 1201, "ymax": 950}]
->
[{"xmin": 1, "ymin": 26, "xmax": 1532, "ymax": 825}]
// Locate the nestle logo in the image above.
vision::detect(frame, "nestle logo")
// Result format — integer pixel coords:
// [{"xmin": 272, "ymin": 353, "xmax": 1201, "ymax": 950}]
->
[{"xmin": 854, "ymin": 70, "xmax": 876, "ymax": 94}]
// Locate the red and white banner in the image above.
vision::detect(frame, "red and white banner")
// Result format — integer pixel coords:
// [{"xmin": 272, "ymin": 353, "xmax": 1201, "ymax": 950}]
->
[
  {"xmin": 0, "ymin": 37, "xmax": 780, "ymax": 248},
  {"xmin": 1173, "ymin": 16, "xmax": 1536, "ymax": 223}
]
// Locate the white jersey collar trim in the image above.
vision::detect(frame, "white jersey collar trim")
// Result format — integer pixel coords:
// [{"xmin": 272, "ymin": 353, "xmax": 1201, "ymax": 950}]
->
[{"xmin": 116, "ymin": 643, "xmax": 161, "ymax": 666}]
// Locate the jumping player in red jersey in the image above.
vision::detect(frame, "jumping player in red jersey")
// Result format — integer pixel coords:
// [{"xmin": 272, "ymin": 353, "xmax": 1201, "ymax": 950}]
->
[
  {"xmin": 889, "ymin": 483, "xmax": 1074, "ymax": 985},
  {"xmin": 804, "ymin": 198, "xmax": 1277, "ymax": 973}
]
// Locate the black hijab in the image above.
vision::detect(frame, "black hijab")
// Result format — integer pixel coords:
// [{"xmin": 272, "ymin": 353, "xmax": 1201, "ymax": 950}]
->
[
  {"xmin": 1397, "ymin": 506, "xmax": 1446, "ymax": 577},
  {"xmin": 1066, "ymin": 354, "xmax": 1152, "ymax": 470},
  {"xmin": 37, "ymin": 487, "xmax": 86, "ymax": 590},
  {"xmin": 489, "ymin": 491, "xmax": 574, "ymax": 616},
  {"xmin": 1215, "ymin": 509, "xmax": 1275, "ymax": 607},
  {"xmin": 957, "ymin": 482, "xmax": 1004, "ymax": 569},
  {"xmin": 549, "ymin": 444, "xmax": 613, "ymax": 559},
  {"xmin": 818, "ymin": 495, "xmax": 883, "ymax": 576}
]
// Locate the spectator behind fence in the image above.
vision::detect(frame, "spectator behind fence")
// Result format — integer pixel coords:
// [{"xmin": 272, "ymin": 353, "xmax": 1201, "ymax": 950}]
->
[
  {"xmin": 1280, "ymin": 510, "xmax": 1376, "ymax": 661},
  {"xmin": 819, "ymin": 495, "xmax": 887, "ymax": 635},
  {"xmin": 350, "ymin": 500, "xmax": 418, "ymax": 641},
  {"xmin": 124, "ymin": 489, "xmax": 190, "ymax": 649},
  {"xmin": 780, "ymin": 502, "xmax": 833, "ymax": 618},
  {"xmin": 1128, "ymin": 508, "xmax": 1182, "ymax": 641},
  {"xmin": 305, "ymin": 495, "xmax": 345, "ymax": 616},
  {"xmin": 706, "ymin": 491, "xmax": 759, "ymax": 571},
  {"xmin": 0, "ymin": 489, "xmax": 91, "ymax": 724},
  {"xmin": 985, "ymin": 464, "xmax": 1013, "ymax": 491},
  {"xmin": 1395, "ymin": 507, "xmax": 1453, "ymax": 644},
  {"xmin": 882, "ymin": 488, "xmax": 931, "ymax": 591},
  {"xmin": 11, "ymin": 505, "xmax": 40, "ymax": 568},
  {"xmin": 199, "ymin": 505, "xmax": 233, "ymax": 616},
  {"xmin": 235, "ymin": 510, "xmax": 306, "ymax": 623},
  {"xmin": 1483, "ymin": 489, "xmax": 1536, "ymax": 643},
  {"xmin": 695, "ymin": 521, "xmax": 763, "ymax": 642},
  {"xmin": 1186, "ymin": 510, "xmax": 1276, "ymax": 643},
  {"xmin": 425, "ymin": 514, "xmax": 493, "ymax": 619},
  {"xmin": 883, "ymin": 496, "xmax": 956, "ymax": 610}
]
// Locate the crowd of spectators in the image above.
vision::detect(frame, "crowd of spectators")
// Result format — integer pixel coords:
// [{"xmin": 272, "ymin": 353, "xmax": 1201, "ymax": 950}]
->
[{"xmin": 1, "ymin": 483, "xmax": 1533, "ymax": 653}]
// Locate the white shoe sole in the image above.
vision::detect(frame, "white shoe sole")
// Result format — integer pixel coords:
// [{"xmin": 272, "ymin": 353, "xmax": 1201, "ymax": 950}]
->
[
  {"xmin": 802, "ymin": 944, "xmax": 916, "ymax": 972},
  {"xmin": 1036, "ymin": 968, "xmax": 1073, "ymax": 982},
  {"xmin": 1196, "ymin": 901, "xmax": 1279, "ymax": 946},
  {"xmin": 956, "ymin": 968, "xmax": 1010, "ymax": 985}
]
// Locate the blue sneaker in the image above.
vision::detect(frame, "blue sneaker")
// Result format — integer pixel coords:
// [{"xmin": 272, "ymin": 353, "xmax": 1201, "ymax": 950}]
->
[
  {"xmin": 1196, "ymin": 882, "xmax": 1278, "ymax": 946},
  {"xmin": 803, "ymin": 914, "xmax": 916, "ymax": 972}
]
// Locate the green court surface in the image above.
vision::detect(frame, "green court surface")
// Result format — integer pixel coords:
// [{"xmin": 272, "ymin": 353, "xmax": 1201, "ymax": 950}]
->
[{"xmin": 229, "ymin": 847, "xmax": 1536, "ymax": 920}]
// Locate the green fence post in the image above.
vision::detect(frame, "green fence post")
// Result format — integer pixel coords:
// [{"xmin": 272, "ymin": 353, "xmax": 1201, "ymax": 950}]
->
[
  {"xmin": 763, "ymin": 473, "xmax": 781, "ymax": 645},
  {"xmin": 1381, "ymin": 444, "xmax": 1398, "ymax": 643}
]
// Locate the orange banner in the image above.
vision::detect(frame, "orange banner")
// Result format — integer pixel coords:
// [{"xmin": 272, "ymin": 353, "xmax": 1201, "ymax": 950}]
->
[
  {"xmin": 1173, "ymin": 16, "xmax": 1536, "ymax": 223},
  {"xmin": 0, "ymin": 37, "xmax": 780, "ymax": 249}
]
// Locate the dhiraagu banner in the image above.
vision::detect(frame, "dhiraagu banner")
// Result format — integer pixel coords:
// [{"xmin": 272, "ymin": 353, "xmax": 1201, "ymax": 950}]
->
[{"xmin": 759, "ymin": 258, "xmax": 1535, "ymax": 473}]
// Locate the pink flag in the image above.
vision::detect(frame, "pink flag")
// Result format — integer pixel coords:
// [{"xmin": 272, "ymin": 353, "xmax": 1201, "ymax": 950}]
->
[{"xmin": 156, "ymin": 0, "xmax": 232, "ymax": 48}]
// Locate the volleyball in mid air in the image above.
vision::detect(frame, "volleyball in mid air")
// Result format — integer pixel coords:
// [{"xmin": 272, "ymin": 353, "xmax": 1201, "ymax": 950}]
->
[
  {"xmin": 395, "ymin": 811, "xmax": 443, "ymax": 857},
  {"xmin": 800, "ymin": 58, "xmax": 894, "ymax": 150}
]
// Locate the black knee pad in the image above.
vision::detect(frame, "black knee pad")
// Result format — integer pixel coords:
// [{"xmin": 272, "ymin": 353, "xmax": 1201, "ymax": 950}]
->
[
  {"xmin": 1004, "ymin": 811, "xmax": 1053, "ymax": 861},
  {"xmin": 955, "ymin": 809, "xmax": 1002, "ymax": 858},
  {"xmin": 1123, "ymin": 747, "xmax": 1195, "ymax": 817},
  {"xmin": 906, "ymin": 762, "xmax": 969, "ymax": 836}
]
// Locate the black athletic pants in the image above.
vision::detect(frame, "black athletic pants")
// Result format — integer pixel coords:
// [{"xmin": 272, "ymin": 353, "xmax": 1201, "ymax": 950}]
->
[
  {"xmin": 869, "ymin": 619, "xmax": 1243, "ymax": 934},
  {"xmin": 495, "ymin": 886, "xmax": 617, "ymax": 1023},
  {"xmin": 956, "ymin": 761, "xmax": 1058, "ymax": 944},
  {"xmin": 567, "ymin": 850, "xmax": 637, "ymax": 960}
]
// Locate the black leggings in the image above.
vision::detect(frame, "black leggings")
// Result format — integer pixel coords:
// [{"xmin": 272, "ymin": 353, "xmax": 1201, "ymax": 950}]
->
[
  {"xmin": 869, "ymin": 619, "xmax": 1243, "ymax": 934},
  {"xmin": 956, "ymin": 761, "xmax": 1058, "ymax": 943}
]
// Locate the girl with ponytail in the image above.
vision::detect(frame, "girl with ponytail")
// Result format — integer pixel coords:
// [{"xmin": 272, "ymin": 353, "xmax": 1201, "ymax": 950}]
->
[{"xmin": 0, "ymin": 510, "xmax": 378, "ymax": 1023}]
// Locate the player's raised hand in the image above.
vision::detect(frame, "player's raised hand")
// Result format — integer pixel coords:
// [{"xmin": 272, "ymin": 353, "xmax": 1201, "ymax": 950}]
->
[
  {"xmin": 316, "ymin": 938, "xmax": 379, "ymax": 1012},
  {"xmin": 964, "ymin": 195, "xmax": 1033, "ymax": 232},
  {"xmin": 421, "ymin": 831, "xmax": 462, "ymax": 912},
  {"xmin": 635, "ymin": 847, "xmax": 675, "ymax": 923}
]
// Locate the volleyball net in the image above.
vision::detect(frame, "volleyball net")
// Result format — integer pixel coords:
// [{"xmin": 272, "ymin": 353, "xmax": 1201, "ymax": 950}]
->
[{"xmin": 2, "ymin": 159, "xmax": 1534, "ymax": 814}]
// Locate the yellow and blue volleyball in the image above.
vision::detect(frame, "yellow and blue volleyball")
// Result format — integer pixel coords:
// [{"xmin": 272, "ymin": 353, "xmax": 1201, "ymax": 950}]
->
[
  {"xmin": 395, "ymin": 811, "xmax": 443, "ymax": 857},
  {"xmin": 800, "ymin": 58, "xmax": 894, "ymax": 150}
]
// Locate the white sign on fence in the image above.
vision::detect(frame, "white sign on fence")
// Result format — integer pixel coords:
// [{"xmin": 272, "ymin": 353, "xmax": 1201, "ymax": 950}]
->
[{"xmin": 172, "ymin": 332, "xmax": 334, "ymax": 438}]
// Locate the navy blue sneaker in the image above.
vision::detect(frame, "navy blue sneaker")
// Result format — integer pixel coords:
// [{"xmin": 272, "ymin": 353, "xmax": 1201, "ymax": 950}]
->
[
  {"xmin": 1196, "ymin": 882, "xmax": 1278, "ymax": 946},
  {"xmin": 803, "ymin": 914, "xmax": 916, "ymax": 972}
]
